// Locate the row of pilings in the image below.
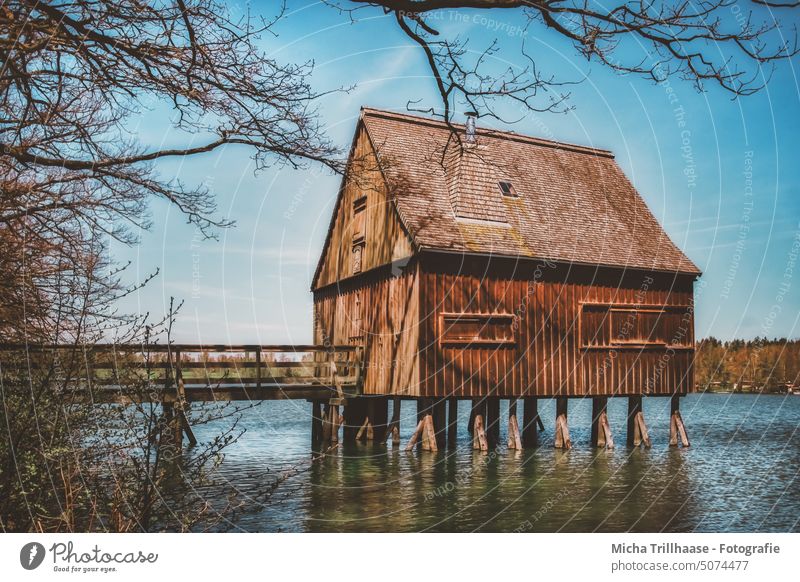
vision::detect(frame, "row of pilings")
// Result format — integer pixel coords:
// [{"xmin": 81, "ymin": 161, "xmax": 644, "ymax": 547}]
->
[{"xmin": 311, "ymin": 396, "xmax": 690, "ymax": 451}]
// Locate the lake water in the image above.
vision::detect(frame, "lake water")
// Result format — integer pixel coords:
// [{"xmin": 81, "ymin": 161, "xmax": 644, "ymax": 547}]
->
[{"xmin": 191, "ymin": 393, "xmax": 800, "ymax": 532}]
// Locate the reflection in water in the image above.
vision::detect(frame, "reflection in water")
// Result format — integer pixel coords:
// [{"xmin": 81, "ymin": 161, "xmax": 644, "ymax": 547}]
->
[{"xmin": 191, "ymin": 394, "xmax": 800, "ymax": 532}]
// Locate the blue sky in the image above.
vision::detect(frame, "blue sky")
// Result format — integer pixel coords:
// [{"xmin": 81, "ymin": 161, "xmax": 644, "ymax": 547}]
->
[{"xmin": 113, "ymin": 1, "xmax": 800, "ymax": 343}]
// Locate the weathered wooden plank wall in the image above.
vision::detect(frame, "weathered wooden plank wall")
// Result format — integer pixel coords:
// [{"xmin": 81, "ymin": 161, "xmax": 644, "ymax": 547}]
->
[
  {"xmin": 417, "ymin": 254, "xmax": 695, "ymax": 398},
  {"xmin": 313, "ymin": 263, "xmax": 420, "ymax": 396},
  {"xmin": 313, "ymin": 123, "xmax": 414, "ymax": 290}
]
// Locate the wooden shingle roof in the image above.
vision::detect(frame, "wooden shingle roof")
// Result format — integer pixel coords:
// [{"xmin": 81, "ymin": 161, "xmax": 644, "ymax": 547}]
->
[{"xmin": 360, "ymin": 107, "xmax": 700, "ymax": 276}]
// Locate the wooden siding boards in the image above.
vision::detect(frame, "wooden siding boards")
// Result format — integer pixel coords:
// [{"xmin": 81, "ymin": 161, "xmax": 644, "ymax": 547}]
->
[
  {"xmin": 416, "ymin": 254, "xmax": 695, "ymax": 398},
  {"xmin": 314, "ymin": 253, "xmax": 694, "ymax": 398},
  {"xmin": 312, "ymin": 124, "xmax": 414, "ymax": 291},
  {"xmin": 313, "ymin": 263, "xmax": 420, "ymax": 396}
]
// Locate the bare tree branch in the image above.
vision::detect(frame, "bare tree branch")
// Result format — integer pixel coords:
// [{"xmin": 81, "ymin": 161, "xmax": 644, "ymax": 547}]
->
[{"xmin": 342, "ymin": 0, "xmax": 798, "ymax": 123}]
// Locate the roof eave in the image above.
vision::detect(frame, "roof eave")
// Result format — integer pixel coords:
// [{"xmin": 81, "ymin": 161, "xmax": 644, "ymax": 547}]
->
[{"xmin": 417, "ymin": 246, "xmax": 702, "ymax": 277}]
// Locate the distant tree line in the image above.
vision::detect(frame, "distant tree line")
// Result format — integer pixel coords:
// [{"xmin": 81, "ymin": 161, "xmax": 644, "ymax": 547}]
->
[{"xmin": 695, "ymin": 337, "xmax": 800, "ymax": 393}]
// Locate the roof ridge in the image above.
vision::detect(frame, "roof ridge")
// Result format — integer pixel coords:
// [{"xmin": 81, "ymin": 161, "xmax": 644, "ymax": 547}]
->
[{"xmin": 360, "ymin": 106, "xmax": 615, "ymax": 158}]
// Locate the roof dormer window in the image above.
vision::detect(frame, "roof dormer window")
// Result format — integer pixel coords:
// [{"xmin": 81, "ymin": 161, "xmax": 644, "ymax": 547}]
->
[{"xmin": 498, "ymin": 180, "xmax": 518, "ymax": 197}]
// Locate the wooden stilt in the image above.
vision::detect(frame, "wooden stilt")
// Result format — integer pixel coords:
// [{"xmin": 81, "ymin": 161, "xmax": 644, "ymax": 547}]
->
[
  {"xmin": 635, "ymin": 411, "xmax": 651, "ymax": 448},
  {"xmin": 330, "ymin": 405, "xmax": 340, "ymax": 444},
  {"xmin": 160, "ymin": 404, "xmax": 182, "ymax": 456},
  {"xmin": 311, "ymin": 401, "xmax": 323, "ymax": 445},
  {"xmin": 421, "ymin": 412, "xmax": 431, "ymax": 451},
  {"xmin": 385, "ymin": 397, "xmax": 401, "ymax": 445},
  {"xmin": 486, "ymin": 397, "xmax": 500, "ymax": 447},
  {"xmin": 373, "ymin": 397, "xmax": 389, "ymax": 442},
  {"xmin": 419, "ymin": 399, "xmax": 430, "ymax": 451},
  {"xmin": 356, "ymin": 416, "xmax": 371, "ymax": 441},
  {"xmin": 473, "ymin": 413, "xmax": 488, "ymax": 451},
  {"xmin": 470, "ymin": 399, "xmax": 488, "ymax": 450},
  {"xmin": 412, "ymin": 398, "xmax": 437, "ymax": 452},
  {"xmin": 522, "ymin": 397, "xmax": 539, "ymax": 447},
  {"xmin": 554, "ymin": 397, "xmax": 572, "ymax": 449},
  {"xmin": 591, "ymin": 397, "xmax": 613, "ymax": 449},
  {"xmin": 174, "ymin": 375, "xmax": 196, "ymax": 446},
  {"xmin": 405, "ymin": 419, "xmax": 425, "ymax": 451},
  {"xmin": 591, "ymin": 397, "xmax": 602, "ymax": 447},
  {"xmin": 432, "ymin": 398, "xmax": 446, "ymax": 449},
  {"xmin": 599, "ymin": 408, "xmax": 614, "ymax": 449},
  {"xmin": 467, "ymin": 403, "xmax": 476, "ymax": 437},
  {"xmin": 669, "ymin": 394, "xmax": 690, "ymax": 447},
  {"xmin": 365, "ymin": 398, "xmax": 377, "ymax": 441},
  {"xmin": 424, "ymin": 413, "xmax": 438, "ymax": 452},
  {"xmin": 627, "ymin": 396, "xmax": 651, "ymax": 448},
  {"xmin": 178, "ymin": 408, "xmax": 197, "ymax": 446},
  {"xmin": 447, "ymin": 397, "xmax": 458, "ymax": 448},
  {"xmin": 508, "ymin": 399, "xmax": 523, "ymax": 450},
  {"xmin": 626, "ymin": 396, "xmax": 637, "ymax": 447},
  {"xmin": 322, "ymin": 403, "xmax": 332, "ymax": 442},
  {"xmin": 343, "ymin": 398, "xmax": 363, "ymax": 442}
]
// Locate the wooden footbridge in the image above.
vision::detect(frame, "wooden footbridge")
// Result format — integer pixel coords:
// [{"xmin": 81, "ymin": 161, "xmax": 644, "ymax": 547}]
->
[{"xmin": 0, "ymin": 343, "xmax": 362, "ymax": 400}]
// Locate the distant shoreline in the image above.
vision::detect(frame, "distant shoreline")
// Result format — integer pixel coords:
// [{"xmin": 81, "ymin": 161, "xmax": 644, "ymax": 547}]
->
[{"xmin": 698, "ymin": 389, "xmax": 799, "ymax": 396}]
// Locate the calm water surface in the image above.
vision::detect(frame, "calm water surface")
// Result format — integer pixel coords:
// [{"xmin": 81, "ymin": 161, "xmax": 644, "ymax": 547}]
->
[{"xmin": 191, "ymin": 394, "xmax": 800, "ymax": 532}]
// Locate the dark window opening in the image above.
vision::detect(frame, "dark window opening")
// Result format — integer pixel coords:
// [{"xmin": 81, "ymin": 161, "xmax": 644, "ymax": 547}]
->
[
  {"xmin": 498, "ymin": 180, "xmax": 518, "ymax": 197},
  {"xmin": 352, "ymin": 196, "xmax": 367, "ymax": 242},
  {"xmin": 440, "ymin": 313, "xmax": 515, "ymax": 346}
]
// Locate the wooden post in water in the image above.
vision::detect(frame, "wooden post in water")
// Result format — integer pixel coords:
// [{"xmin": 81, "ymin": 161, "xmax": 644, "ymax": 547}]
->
[
  {"xmin": 370, "ymin": 397, "xmax": 389, "ymax": 442},
  {"xmin": 522, "ymin": 397, "xmax": 540, "ymax": 448},
  {"xmin": 322, "ymin": 403, "xmax": 332, "ymax": 442},
  {"xmin": 417, "ymin": 399, "xmax": 428, "ymax": 451},
  {"xmin": 669, "ymin": 394, "xmax": 690, "ymax": 447},
  {"xmin": 385, "ymin": 397, "xmax": 401, "ymax": 445},
  {"xmin": 627, "ymin": 396, "xmax": 651, "ymax": 448},
  {"xmin": 345, "ymin": 398, "xmax": 366, "ymax": 443},
  {"xmin": 173, "ymin": 353, "xmax": 196, "ymax": 447},
  {"xmin": 447, "ymin": 397, "xmax": 458, "ymax": 448},
  {"xmin": 334, "ymin": 405, "xmax": 343, "ymax": 444},
  {"xmin": 486, "ymin": 397, "xmax": 500, "ymax": 448},
  {"xmin": 417, "ymin": 398, "xmax": 438, "ymax": 452},
  {"xmin": 467, "ymin": 401, "xmax": 476, "ymax": 437},
  {"xmin": 311, "ymin": 401, "xmax": 323, "ymax": 445},
  {"xmin": 507, "ymin": 399, "xmax": 523, "ymax": 450},
  {"xmin": 412, "ymin": 398, "xmax": 438, "ymax": 452},
  {"xmin": 554, "ymin": 397, "xmax": 572, "ymax": 449},
  {"xmin": 405, "ymin": 416, "xmax": 425, "ymax": 451},
  {"xmin": 432, "ymin": 398, "xmax": 447, "ymax": 449},
  {"xmin": 471, "ymin": 399, "xmax": 488, "ymax": 451},
  {"xmin": 423, "ymin": 411, "xmax": 438, "ymax": 452},
  {"xmin": 322, "ymin": 402, "xmax": 341, "ymax": 444},
  {"xmin": 591, "ymin": 397, "xmax": 612, "ymax": 449}
]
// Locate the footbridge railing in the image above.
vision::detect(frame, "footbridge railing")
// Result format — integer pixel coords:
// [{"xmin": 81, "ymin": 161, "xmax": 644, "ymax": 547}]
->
[{"xmin": 0, "ymin": 343, "xmax": 364, "ymax": 402}]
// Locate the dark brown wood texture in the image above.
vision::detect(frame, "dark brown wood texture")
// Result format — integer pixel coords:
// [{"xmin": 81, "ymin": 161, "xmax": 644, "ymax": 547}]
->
[
  {"xmin": 313, "ymin": 263, "xmax": 420, "ymax": 396},
  {"xmin": 417, "ymin": 254, "xmax": 696, "ymax": 398},
  {"xmin": 312, "ymin": 123, "xmax": 414, "ymax": 290}
]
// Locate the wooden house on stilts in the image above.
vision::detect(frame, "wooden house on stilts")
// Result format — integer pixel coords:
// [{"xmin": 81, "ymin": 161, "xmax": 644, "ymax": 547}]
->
[{"xmin": 311, "ymin": 107, "xmax": 699, "ymax": 451}]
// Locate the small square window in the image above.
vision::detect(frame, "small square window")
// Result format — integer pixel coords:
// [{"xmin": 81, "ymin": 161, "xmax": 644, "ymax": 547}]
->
[{"xmin": 498, "ymin": 180, "xmax": 518, "ymax": 197}]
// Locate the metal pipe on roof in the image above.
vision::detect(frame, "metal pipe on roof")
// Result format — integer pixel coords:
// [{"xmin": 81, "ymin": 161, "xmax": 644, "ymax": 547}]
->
[{"xmin": 465, "ymin": 111, "xmax": 477, "ymax": 143}]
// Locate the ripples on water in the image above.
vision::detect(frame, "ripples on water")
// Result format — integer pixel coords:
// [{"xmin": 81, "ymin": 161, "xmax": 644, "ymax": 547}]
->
[{"xmin": 190, "ymin": 394, "xmax": 800, "ymax": 532}]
